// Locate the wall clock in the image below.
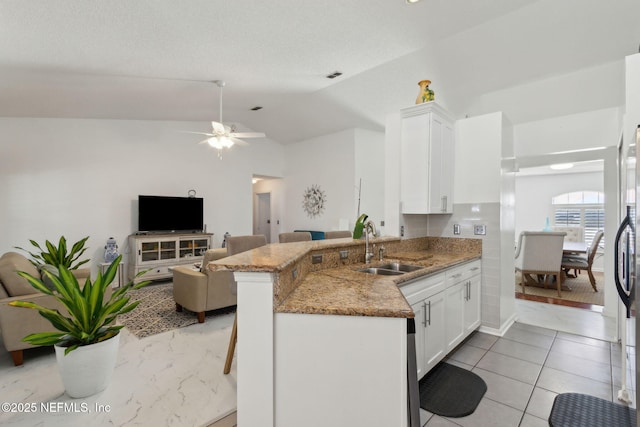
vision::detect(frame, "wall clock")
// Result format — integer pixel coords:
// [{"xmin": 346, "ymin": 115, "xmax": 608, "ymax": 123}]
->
[{"xmin": 302, "ymin": 184, "xmax": 326, "ymax": 218}]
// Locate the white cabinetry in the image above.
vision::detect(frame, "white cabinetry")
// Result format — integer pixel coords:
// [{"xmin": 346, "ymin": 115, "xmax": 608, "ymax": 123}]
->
[
  {"xmin": 444, "ymin": 260, "xmax": 482, "ymax": 352},
  {"xmin": 128, "ymin": 233, "xmax": 212, "ymax": 282},
  {"xmin": 401, "ymin": 259, "xmax": 481, "ymax": 380},
  {"xmin": 402, "ymin": 273, "xmax": 446, "ymax": 378},
  {"xmin": 400, "ymin": 102, "xmax": 455, "ymax": 214}
]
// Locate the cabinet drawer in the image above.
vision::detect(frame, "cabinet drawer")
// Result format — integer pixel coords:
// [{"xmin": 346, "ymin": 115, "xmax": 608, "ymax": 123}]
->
[
  {"xmin": 445, "ymin": 260, "xmax": 481, "ymax": 287},
  {"xmin": 401, "ymin": 273, "xmax": 445, "ymax": 304}
]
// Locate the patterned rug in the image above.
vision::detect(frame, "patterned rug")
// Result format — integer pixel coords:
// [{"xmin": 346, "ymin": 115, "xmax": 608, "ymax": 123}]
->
[
  {"xmin": 117, "ymin": 282, "xmax": 236, "ymax": 339},
  {"xmin": 515, "ymin": 271, "xmax": 604, "ymax": 306}
]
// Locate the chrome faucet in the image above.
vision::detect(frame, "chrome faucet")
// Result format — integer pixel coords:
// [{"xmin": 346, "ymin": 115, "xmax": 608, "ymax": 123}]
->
[{"xmin": 364, "ymin": 220, "xmax": 377, "ymax": 264}]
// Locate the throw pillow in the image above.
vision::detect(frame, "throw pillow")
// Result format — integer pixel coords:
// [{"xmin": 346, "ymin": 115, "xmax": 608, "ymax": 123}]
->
[{"xmin": 0, "ymin": 252, "xmax": 41, "ymax": 296}]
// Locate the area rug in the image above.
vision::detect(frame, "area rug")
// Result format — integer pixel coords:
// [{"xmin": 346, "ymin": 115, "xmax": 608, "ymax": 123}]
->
[
  {"xmin": 117, "ymin": 282, "xmax": 236, "ymax": 338},
  {"xmin": 549, "ymin": 393, "xmax": 636, "ymax": 427},
  {"xmin": 515, "ymin": 271, "xmax": 604, "ymax": 307},
  {"xmin": 419, "ymin": 362, "xmax": 487, "ymax": 417}
]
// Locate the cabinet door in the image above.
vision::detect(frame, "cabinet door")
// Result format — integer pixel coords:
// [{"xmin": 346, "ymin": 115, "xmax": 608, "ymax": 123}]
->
[
  {"xmin": 445, "ymin": 282, "xmax": 464, "ymax": 351},
  {"xmin": 464, "ymin": 275, "xmax": 482, "ymax": 334},
  {"xmin": 440, "ymin": 121, "xmax": 454, "ymax": 214},
  {"xmin": 423, "ymin": 291, "xmax": 446, "ymax": 375},
  {"xmin": 428, "ymin": 114, "xmax": 444, "ymax": 213},
  {"xmin": 411, "ymin": 300, "xmax": 427, "ymax": 379},
  {"xmin": 400, "ymin": 113, "xmax": 431, "ymax": 213}
]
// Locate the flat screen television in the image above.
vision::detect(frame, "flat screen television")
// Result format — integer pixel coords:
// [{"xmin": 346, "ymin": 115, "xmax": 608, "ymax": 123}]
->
[{"xmin": 138, "ymin": 195, "xmax": 204, "ymax": 233}]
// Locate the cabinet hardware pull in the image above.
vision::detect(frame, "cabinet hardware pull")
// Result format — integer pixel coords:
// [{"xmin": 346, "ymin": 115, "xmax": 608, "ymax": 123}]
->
[
  {"xmin": 422, "ymin": 302, "xmax": 427, "ymax": 327},
  {"xmin": 470, "ymin": 267, "xmax": 480, "ymax": 271},
  {"xmin": 427, "ymin": 301, "xmax": 431, "ymax": 326},
  {"xmin": 452, "ymin": 273, "xmax": 462, "ymax": 278}
]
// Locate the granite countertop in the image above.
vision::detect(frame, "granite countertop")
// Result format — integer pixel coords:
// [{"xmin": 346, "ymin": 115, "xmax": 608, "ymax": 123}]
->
[
  {"xmin": 275, "ymin": 251, "xmax": 480, "ymax": 318},
  {"xmin": 208, "ymin": 236, "xmax": 481, "ymax": 320}
]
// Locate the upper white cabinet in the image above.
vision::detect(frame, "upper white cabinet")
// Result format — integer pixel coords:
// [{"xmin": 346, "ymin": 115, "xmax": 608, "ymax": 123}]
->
[{"xmin": 400, "ymin": 102, "xmax": 455, "ymax": 214}]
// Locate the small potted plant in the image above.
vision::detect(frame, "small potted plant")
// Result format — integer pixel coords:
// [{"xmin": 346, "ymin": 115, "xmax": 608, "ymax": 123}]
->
[{"xmin": 9, "ymin": 255, "xmax": 150, "ymax": 398}]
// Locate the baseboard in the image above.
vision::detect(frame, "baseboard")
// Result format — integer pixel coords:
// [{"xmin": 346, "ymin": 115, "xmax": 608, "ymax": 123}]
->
[{"xmin": 477, "ymin": 312, "xmax": 517, "ymax": 337}]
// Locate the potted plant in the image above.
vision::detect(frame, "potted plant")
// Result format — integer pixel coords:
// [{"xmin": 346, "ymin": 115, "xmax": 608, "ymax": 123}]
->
[
  {"xmin": 8, "ymin": 255, "xmax": 150, "ymax": 398},
  {"xmin": 16, "ymin": 235, "xmax": 90, "ymax": 270}
]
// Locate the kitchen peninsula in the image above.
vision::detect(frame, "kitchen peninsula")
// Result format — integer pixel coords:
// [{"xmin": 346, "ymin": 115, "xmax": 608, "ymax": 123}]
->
[{"xmin": 209, "ymin": 236, "xmax": 481, "ymax": 427}]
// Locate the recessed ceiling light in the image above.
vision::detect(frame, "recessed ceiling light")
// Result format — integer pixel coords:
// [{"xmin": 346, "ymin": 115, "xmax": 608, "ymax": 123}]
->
[
  {"xmin": 549, "ymin": 163, "xmax": 574, "ymax": 170},
  {"xmin": 406, "ymin": 0, "xmax": 421, "ymax": 3}
]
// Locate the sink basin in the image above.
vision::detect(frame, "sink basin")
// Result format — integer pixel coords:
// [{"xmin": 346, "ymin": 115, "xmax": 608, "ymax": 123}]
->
[
  {"xmin": 357, "ymin": 263, "xmax": 424, "ymax": 276},
  {"xmin": 376, "ymin": 262, "xmax": 424, "ymax": 273},
  {"xmin": 357, "ymin": 267, "xmax": 405, "ymax": 276}
]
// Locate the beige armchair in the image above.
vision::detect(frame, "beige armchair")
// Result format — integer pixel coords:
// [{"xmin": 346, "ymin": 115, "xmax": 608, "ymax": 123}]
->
[
  {"xmin": 0, "ymin": 252, "xmax": 91, "ymax": 366},
  {"xmin": 279, "ymin": 232, "xmax": 312, "ymax": 243},
  {"xmin": 172, "ymin": 248, "xmax": 236, "ymax": 323},
  {"xmin": 515, "ymin": 231, "xmax": 566, "ymax": 297}
]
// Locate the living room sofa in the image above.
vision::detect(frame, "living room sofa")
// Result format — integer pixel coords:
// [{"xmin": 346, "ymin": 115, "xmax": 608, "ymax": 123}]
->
[{"xmin": 0, "ymin": 252, "xmax": 91, "ymax": 366}]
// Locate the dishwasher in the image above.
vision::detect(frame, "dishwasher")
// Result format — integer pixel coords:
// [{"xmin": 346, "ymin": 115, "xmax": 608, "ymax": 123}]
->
[{"xmin": 407, "ymin": 318, "xmax": 421, "ymax": 427}]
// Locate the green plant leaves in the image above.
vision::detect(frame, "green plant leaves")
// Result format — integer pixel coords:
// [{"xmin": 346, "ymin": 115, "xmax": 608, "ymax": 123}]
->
[{"xmin": 15, "ymin": 236, "xmax": 90, "ymax": 270}]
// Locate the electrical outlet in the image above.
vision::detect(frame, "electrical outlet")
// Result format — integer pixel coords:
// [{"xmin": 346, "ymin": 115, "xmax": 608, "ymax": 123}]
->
[
  {"xmin": 312, "ymin": 254, "xmax": 323, "ymax": 264},
  {"xmin": 474, "ymin": 225, "xmax": 486, "ymax": 235},
  {"xmin": 339, "ymin": 250, "xmax": 349, "ymax": 260},
  {"xmin": 453, "ymin": 224, "xmax": 461, "ymax": 235},
  {"xmin": 400, "ymin": 225, "xmax": 405, "ymax": 237}
]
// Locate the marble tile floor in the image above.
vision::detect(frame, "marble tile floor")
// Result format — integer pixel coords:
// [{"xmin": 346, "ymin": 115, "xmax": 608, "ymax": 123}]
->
[
  {"xmin": 0, "ymin": 312, "xmax": 237, "ymax": 426},
  {"xmin": 421, "ymin": 320, "xmax": 637, "ymax": 426},
  {"xmin": 0, "ymin": 299, "xmax": 632, "ymax": 427}
]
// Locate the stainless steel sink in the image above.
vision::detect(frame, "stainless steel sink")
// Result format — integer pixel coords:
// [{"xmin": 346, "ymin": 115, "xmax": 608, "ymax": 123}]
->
[
  {"xmin": 357, "ymin": 267, "xmax": 405, "ymax": 276},
  {"xmin": 376, "ymin": 262, "xmax": 424, "ymax": 273},
  {"xmin": 357, "ymin": 263, "xmax": 424, "ymax": 276}
]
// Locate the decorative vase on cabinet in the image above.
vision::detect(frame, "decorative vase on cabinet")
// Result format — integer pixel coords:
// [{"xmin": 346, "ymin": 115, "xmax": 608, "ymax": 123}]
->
[
  {"xmin": 400, "ymin": 101, "xmax": 455, "ymax": 214},
  {"xmin": 415, "ymin": 80, "xmax": 435, "ymax": 104}
]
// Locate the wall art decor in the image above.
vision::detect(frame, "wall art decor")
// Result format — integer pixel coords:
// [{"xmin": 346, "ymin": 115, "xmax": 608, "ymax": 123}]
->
[{"xmin": 302, "ymin": 184, "xmax": 326, "ymax": 218}]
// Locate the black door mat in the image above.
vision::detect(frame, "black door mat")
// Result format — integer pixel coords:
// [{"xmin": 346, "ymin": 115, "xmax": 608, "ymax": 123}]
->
[
  {"xmin": 549, "ymin": 393, "xmax": 637, "ymax": 427},
  {"xmin": 418, "ymin": 362, "xmax": 487, "ymax": 418}
]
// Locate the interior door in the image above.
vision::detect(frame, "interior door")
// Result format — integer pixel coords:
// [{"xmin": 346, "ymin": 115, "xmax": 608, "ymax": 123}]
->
[{"xmin": 255, "ymin": 192, "xmax": 271, "ymax": 243}]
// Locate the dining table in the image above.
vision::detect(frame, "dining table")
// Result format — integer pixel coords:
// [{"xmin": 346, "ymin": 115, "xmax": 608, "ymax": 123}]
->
[{"xmin": 563, "ymin": 241, "xmax": 588, "ymax": 255}]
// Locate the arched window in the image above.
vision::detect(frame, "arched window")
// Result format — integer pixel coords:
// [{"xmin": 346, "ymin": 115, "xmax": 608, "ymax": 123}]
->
[{"xmin": 552, "ymin": 191, "xmax": 604, "ymax": 247}]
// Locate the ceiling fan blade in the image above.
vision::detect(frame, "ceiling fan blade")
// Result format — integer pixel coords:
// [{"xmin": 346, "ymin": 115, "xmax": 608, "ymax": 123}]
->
[
  {"xmin": 211, "ymin": 121, "xmax": 226, "ymax": 134},
  {"xmin": 182, "ymin": 131, "xmax": 215, "ymax": 137},
  {"xmin": 230, "ymin": 137, "xmax": 249, "ymax": 146},
  {"xmin": 230, "ymin": 132, "xmax": 266, "ymax": 139}
]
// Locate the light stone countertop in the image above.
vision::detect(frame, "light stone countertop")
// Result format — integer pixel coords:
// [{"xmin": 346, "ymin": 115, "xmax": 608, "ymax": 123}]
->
[{"xmin": 208, "ymin": 236, "xmax": 481, "ymax": 319}]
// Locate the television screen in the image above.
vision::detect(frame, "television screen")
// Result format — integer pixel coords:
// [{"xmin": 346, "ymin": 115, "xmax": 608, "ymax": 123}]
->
[{"xmin": 138, "ymin": 195, "xmax": 204, "ymax": 233}]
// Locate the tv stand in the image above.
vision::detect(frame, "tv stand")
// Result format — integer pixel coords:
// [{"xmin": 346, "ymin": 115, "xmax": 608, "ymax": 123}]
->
[{"xmin": 127, "ymin": 232, "xmax": 213, "ymax": 283}]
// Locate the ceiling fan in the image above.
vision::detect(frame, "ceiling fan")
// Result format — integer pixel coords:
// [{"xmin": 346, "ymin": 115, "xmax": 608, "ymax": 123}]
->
[{"xmin": 189, "ymin": 80, "xmax": 266, "ymax": 154}]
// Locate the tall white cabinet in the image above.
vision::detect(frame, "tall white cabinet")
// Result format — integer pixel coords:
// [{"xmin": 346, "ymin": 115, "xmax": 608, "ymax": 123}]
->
[{"xmin": 400, "ymin": 102, "xmax": 455, "ymax": 214}]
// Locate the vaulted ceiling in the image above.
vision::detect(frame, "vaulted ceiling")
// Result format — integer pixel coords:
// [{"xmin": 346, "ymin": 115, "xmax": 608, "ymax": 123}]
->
[{"xmin": 1, "ymin": 0, "xmax": 638, "ymax": 144}]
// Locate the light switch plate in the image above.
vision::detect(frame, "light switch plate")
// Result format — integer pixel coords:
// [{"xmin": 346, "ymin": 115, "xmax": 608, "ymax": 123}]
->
[
  {"xmin": 453, "ymin": 224, "xmax": 461, "ymax": 235},
  {"xmin": 474, "ymin": 225, "xmax": 486, "ymax": 235}
]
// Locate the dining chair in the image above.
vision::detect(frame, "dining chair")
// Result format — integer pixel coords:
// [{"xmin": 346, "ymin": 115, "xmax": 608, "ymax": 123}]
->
[
  {"xmin": 515, "ymin": 231, "xmax": 566, "ymax": 297},
  {"xmin": 324, "ymin": 230, "xmax": 352, "ymax": 239},
  {"xmin": 279, "ymin": 231, "xmax": 312, "ymax": 243},
  {"xmin": 561, "ymin": 230, "xmax": 604, "ymax": 292}
]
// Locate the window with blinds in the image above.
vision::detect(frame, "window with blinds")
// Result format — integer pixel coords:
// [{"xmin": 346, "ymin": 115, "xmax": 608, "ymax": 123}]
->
[{"xmin": 552, "ymin": 191, "xmax": 605, "ymax": 248}]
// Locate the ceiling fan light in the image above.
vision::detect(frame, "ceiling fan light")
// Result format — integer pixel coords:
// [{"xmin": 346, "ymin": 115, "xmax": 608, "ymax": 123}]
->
[{"xmin": 207, "ymin": 137, "xmax": 223, "ymax": 149}]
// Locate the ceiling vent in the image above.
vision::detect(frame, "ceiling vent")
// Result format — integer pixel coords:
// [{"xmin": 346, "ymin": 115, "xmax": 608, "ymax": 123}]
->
[
  {"xmin": 326, "ymin": 71, "xmax": 343, "ymax": 79},
  {"xmin": 250, "ymin": 106, "xmax": 263, "ymax": 111}
]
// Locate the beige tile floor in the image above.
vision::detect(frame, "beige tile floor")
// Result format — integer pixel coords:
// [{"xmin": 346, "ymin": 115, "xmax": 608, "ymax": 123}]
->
[{"xmin": 420, "ymin": 301, "xmax": 636, "ymax": 426}]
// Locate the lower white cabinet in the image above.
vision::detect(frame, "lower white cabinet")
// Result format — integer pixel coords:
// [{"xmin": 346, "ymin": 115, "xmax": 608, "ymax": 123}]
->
[{"xmin": 401, "ymin": 259, "xmax": 481, "ymax": 380}]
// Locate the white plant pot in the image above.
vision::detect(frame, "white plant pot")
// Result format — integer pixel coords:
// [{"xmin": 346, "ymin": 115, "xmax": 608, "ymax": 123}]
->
[{"xmin": 54, "ymin": 333, "xmax": 120, "ymax": 398}]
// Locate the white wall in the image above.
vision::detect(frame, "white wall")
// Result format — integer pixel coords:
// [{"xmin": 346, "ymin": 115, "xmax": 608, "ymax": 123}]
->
[
  {"xmin": 0, "ymin": 117, "xmax": 284, "ymax": 273},
  {"xmin": 283, "ymin": 128, "xmax": 384, "ymax": 235},
  {"xmin": 515, "ymin": 171, "xmax": 604, "ymax": 236}
]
